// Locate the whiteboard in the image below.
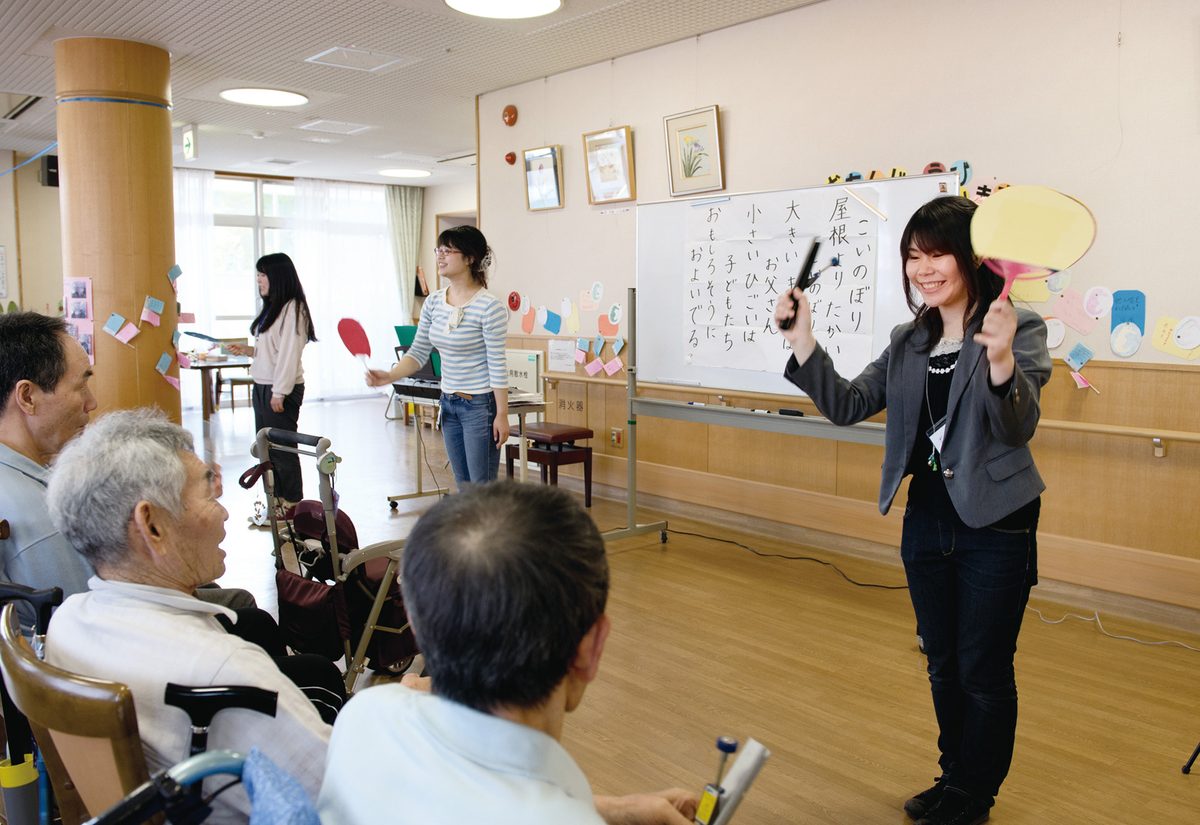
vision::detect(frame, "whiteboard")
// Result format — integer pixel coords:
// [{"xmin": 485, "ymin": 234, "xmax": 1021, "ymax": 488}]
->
[{"xmin": 635, "ymin": 174, "xmax": 960, "ymax": 395}]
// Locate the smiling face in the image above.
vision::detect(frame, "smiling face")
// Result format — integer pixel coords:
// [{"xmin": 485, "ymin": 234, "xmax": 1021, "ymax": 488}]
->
[
  {"xmin": 436, "ymin": 245, "xmax": 470, "ymax": 282},
  {"xmin": 905, "ymin": 245, "xmax": 969, "ymax": 319}
]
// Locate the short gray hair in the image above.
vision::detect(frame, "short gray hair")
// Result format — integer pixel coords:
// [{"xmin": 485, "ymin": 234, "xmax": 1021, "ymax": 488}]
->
[{"xmin": 47, "ymin": 408, "xmax": 194, "ymax": 570}]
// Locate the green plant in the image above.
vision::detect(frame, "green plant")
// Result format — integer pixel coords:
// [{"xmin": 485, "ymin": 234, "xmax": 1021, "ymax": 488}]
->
[{"xmin": 679, "ymin": 134, "xmax": 708, "ymax": 178}]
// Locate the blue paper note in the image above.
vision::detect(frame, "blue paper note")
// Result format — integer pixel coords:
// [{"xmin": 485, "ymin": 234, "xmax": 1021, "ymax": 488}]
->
[
  {"xmin": 576, "ymin": 337, "xmax": 589, "ymax": 352},
  {"xmin": 1110, "ymin": 290, "xmax": 1146, "ymax": 334},
  {"xmin": 612, "ymin": 337, "xmax": 626, "ymax": 356},
  {"xmin": 167, "ymin": 264, "xmax": 182, "ymax": 282},
  {"xmin": 145, "ymin": 296, "xmax": 165, "ymax": 314},
  {"xmin": 172, "ymin": 330, "xmax": 181, "ymax": 348},
  {"xmin": 1065, "ymin": 342, "xmax": 1094, "ymax": 372},
  {"xmin": 542, "ymin": 310, "xmax": 562, "ymax": 335},
  {"xmin": 155, "ymin": 352, "xmax": 173, "ymax": 374},
  {"xmin": 103, "ymin": 313, "xmax": 125, "ymax": 335},
  {"xmin": 594, "ymin": 334, "xmax": 605, "ymax": 356}
]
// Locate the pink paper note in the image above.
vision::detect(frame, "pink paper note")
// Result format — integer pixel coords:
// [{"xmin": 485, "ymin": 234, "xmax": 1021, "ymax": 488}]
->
[
  {"xmin": 178, "ymin": 353, "xmax": 192, "ymax": 368},
  {"xmin": 141, "ymin": 307, "xmax": 162, "ymax": 327},
  {"xmin": 163, "ymin": 374, "xmax": 180, "ymax": 390},
  {"xmin": 1053, "ymin": 288, "xmax": 1098, "ymax": 335},
  {"xmin": 603, "ymin": 356, "xmax": 623, "ymax": 376},
  {"xmin": 179, "ymin": 312, "xmax": 196, "ymax": 323},
  {"xmin": 584, "ymin": 358, "xmax": 604, "ymax": 376},
  {"xmin": 1069, "ymin": 371, "xmax": 1100, "ymax": 394},
  {"xmin": 115, "ymin": 323, "xmax": 140, "ymax": 344},
  {"xmin": 574, "ymin": 349, "xmax": 586, "ymax": 363}
]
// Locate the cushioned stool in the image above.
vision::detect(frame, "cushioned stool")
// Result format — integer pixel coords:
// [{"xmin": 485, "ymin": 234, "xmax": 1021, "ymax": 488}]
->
[{"xmin": 505, "ymin": 422, "xmax": 593, "ymax": 507}]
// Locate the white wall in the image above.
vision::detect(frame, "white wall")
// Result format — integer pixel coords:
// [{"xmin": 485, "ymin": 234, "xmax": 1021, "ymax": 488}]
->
[
  {"xmin": 419, "ymin": 177, "xmax": 477, "ymax": 302},
  {"xmin": 13, "ymin": 153, "xmax": 63, "ymax": 315},
  {"xmin": 480, "ymin": 0, "xmax": 1200, "ymax": 366},
  {"xmin": 0, "ymin": 151, "xmax": 18, "ymax": 306}
]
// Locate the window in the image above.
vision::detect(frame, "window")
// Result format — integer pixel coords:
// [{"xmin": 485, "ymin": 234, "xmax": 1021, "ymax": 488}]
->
[{"xmin": 212, "ymin": 176, "xmax": 296, "ymax": 339}]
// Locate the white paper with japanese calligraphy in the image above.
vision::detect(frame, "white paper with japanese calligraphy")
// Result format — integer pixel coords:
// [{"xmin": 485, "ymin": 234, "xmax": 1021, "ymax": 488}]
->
[{"xmin": 636, "ymin": 174, "xmax": 960, "ymax": 396}]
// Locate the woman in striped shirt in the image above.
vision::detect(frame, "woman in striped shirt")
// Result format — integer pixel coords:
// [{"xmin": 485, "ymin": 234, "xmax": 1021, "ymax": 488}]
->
[{"xmin": 368, "ymin": 226, "xmax": 509, "ymax": 487}]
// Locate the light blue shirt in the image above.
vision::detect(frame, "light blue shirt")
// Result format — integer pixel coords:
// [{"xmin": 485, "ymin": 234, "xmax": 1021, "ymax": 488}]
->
[
  {"xmin": 0, "ymin": 442, "xmax": 94, "ymax": 627},
  {"xmin": 408, "ymin": 288, "xmax": 508, "ymax": 395},
  {"xmin": 318, "ymin": 684, "xmax": 605, "ymax": 825}
]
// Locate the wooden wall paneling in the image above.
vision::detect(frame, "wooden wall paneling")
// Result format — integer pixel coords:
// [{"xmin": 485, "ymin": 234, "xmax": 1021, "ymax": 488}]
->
[
  {"xmin": 635, "ymin": 389, "xmax": 709, "ymax": 470},
  {"xmin": 834, "ymin": 441, "xmax": 889, "ymax": 502},
  {"xmin": 708, "ymin": 427, "xmax": 837, "ymax": 491}
]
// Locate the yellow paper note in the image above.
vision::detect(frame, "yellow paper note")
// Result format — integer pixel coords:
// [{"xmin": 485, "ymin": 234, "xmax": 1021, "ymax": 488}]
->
[
  {"xmin": 1151, "ymin": 317, "xmax": 1200, "ymax": 360},
  {"xmin": 1010, "ymin": 277, "xmax": 1051, "ymax": 303}
]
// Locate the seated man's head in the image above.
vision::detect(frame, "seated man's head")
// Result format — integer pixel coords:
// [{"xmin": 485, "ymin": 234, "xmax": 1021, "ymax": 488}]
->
[
  {"xmin": 0, "ymin": 312, "xmax": 96, "ymax": 464},
  {"xmin": 401, "ymin": 482, "xmax": 609, "ymax": 727},
  {"xmin": 47, "ymin": 409, "xmax": 228, "ymax": 592}
]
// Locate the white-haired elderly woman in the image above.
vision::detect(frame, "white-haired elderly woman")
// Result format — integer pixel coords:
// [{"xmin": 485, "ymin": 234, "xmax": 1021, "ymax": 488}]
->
[{"xmin": 43, "ymin": 408, "xmax": 334, "ymax": 819}]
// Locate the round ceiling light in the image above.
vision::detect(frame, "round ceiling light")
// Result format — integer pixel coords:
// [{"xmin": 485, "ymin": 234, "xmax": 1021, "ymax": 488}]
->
[
  {"xmin": 219, "ymin": 88, "xmax": 309, "ymax": 107},
  {"xmin": 444, "ymin": 0, "xmax": 562, "ymax": 20},
  {"xmin": 379, "ymin": 168, "xmax": 432, "ymax": 179}
]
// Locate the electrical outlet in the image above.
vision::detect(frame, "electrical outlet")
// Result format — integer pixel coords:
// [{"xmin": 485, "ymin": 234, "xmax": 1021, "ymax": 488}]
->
[{"xmin": 610, "ymin": 427, "xmax": 623, "ymax": 447}]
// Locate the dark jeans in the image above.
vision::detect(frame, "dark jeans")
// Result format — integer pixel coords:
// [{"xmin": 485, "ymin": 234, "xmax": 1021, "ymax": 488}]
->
[
  {"xmin": 252, "ymin": 382, "xmax": 305, "ymax": 503},
  {"xmin": 900, "ymin": 502, "xmax": 1038, "ymax": 803}
]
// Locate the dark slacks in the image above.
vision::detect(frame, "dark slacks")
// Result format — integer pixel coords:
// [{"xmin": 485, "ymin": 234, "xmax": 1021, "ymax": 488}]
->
[
  {"xmin": 252, "ymin": 382, "xmax": 305, "ymax": 503},
  {"xmin": 900, "ymin": 502, "xmax": 1038, "ymax": 803}
]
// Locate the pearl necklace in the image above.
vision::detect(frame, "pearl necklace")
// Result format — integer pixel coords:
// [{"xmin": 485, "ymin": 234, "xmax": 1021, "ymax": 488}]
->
[{"xmin": 928, "ymin": 337, "xmax": 963, "ymax": 375}]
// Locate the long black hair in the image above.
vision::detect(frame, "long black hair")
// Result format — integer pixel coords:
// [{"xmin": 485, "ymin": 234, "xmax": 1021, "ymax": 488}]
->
[
  {"xmin": 438, "ymin": 225, "xmax": 493, "ymax": 288},
  {"xmin": 251, "ymin": 253, "xmax": 317, "ymax": 341},
  {"xmin": 900, "ymin": 196, "xmax": 1002, "ymax": 350}
]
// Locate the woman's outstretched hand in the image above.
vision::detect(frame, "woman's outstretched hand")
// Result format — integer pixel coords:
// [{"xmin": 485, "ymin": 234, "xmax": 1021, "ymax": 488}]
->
[{"xmin": 365, "ymin": 368, "xmax": 394, "ymax": 388}]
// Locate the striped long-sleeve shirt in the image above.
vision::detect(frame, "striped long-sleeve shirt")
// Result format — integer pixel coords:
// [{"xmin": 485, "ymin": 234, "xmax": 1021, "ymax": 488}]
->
[{"xmin": 408, "ymin": 288, "xmax": 508, "ymax": 395}]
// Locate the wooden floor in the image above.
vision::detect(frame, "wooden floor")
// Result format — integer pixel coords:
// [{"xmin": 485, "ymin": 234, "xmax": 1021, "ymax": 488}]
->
[{"xmin": 190, "ymin": 396, "xmax": 1200, "ymax": 824}]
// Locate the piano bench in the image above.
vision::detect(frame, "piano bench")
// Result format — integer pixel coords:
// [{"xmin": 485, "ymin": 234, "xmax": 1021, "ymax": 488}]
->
[{"xmin": 505, "ymin": 423, "xmax": 593, "ymax": 507}]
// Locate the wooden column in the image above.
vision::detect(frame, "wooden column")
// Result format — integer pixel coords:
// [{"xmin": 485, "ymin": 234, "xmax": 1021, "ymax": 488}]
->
[{"xmin": 55, "ymin": 38, "xmax": 180, "ymax": 420}]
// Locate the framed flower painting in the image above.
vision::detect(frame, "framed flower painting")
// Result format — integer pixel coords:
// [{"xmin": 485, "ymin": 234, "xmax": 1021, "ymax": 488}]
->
[{"xmin": 662, "ymin": 105, "xmax": 724, "ymax": 197}]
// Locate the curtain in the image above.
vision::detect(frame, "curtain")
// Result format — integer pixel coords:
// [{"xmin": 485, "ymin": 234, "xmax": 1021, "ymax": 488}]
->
[
  {"xmin": 385, "ymin": 184, "xmax": 424, "ymax": 323},
  {"xmin": 293, "ymin": 178, "xmax": 403, "ymax": 400},
  {"xmin": 172, "ymin": 168, "xmax": 215, "ymax": 411}
]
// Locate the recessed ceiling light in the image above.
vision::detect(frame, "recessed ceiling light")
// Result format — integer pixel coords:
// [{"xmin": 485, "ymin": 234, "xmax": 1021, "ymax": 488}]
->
[
  {"xmin": 379, "ymin": 168, "xmax": 432, "ymax": 179},
  {"xmin": 219, "ymin": 88, "xmax": 309, "ymax": 107},
  {"xmin": 444, "ymin": 0, "xmax": 562, "ymax": 20}
]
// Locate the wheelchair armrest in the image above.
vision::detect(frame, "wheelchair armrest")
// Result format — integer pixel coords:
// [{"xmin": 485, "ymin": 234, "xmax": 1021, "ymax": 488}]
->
[
  {"xmin": 340, "ymin": 539, "xmax": 404, "ymax": 576},
  {"xmin": 163, "ymin": 683, "xmax": 278, "ymax": 728},
  {"xmin": 0, "ymin": 582, "xmax": 63, "ymax": 634}
]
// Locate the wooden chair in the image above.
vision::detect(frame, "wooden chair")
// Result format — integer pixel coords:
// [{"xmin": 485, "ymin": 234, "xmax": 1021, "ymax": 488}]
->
[
  {"xmin": 215, "ymin": 337, "xmax": 254, "ymax": 411},
  {"xmin": 0, "ymin": 603, "xmax": 147, "ymax": 824},
  {"xmin": 505, "ymin": 422, "xmax": 593, "ymax": 507}
]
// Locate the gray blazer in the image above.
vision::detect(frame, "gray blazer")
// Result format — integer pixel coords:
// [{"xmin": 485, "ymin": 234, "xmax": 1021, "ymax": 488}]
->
[{"xmin": 784, "ymin": 308, "xmax": 1051, "ymax": 528}]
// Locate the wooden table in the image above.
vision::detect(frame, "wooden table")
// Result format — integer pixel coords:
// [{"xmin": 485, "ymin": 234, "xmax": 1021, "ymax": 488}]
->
[{"xmin": 181, "ymin": 355, "xmax": 253, "ymax": 421}]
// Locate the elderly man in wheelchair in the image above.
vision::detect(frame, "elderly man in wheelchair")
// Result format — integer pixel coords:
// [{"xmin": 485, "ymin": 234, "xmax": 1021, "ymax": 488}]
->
[{"xmin": 41, "ymin": 409, "xmax": 332, "ymax": 821}]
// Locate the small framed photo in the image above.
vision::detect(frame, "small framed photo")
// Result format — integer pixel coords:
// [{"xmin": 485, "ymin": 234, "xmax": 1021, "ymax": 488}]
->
[
  {"xmin": 582, "ymin": 126, "xmax": 635, "ymax": 204},
  {"xmin": 663, "ymin": 105, "xmax": 724, "ymax": 197},
  {"xmin": 523, "ymin": 145, "xmax": 564, "ymax": 211}
]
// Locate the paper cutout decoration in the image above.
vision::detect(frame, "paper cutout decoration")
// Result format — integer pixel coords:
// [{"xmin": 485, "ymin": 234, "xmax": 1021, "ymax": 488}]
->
[
  {"xmin": 593, "ymin": 334, "xmax": 604, "ymax": 357},
  {"xmin": 1150, "ymin": 317, "xmax": 1200, "ymax": 360},
  {"xmin": 603, "ymin": 356, "xmax": 623, "ymax": 376},
  {"xmin": 154, "ymin": 352, "xmax": 173, "ymax": 374},
  {"xmin": 971, "ymin": 185, "xmax": 1096, "ymax": 301},
  {"xmin": 103, "ymin": 313, "xmax": 126, "ymax": 336},
  {"xmin": 1043, "ymin": 317, "xmax": 1066, "ymax": 349},
  {"xmin": 1010, "ymin": 277, "xmax": 1051, "ymax": 303},
  {"xmin": 1053, "ymin": 289, "xmax": 1098, "ymax": 335},
  {"xmin": 1110, "ymin": 290, "xmax": 1145, "ymax": 334},
  {"xmin": 584, "ymin": 358, "xmax": 604, "ymax": 376},
  {"xmin": 179, "ymin": 312, "xmax": 196, "ymax": 323},
  {"xmin": 598, "ymin": 304, "xmax": 620, "ymax": 337},
  {"xmin": 579, "ymin": 288, "xmax": 598, "ymax": 312},
  {"xmin": 163, "ymin": 374, "xmax": 180, "ymax": 390},
  {"xmin": 590, "ymin": 281, "xmax": 603, "ymax": 303},
  {"xmin": 1110, "ymin": 322, "xmax": 1142, "ymax": 357},
  {"xmin": 167, "ymin": 264, "xmax": 182, "ymax": 282},
  {"xmin": 115, "ymin": 323, "xmax": 139, "ymax": 344},
  {"xmin": 144, "ymin": 296, "xmax": 165, "ymax": 315},
  {"xmin": 1082, "ymin": 287, "xmax": 1113, "ymax": 319},
  {"xmin": 575, "ymin": 349, "xmax": 586, "ymax": 363},
  {"xmin": 1064, "ymin": 342, "xmax": 1094, "ymax": 372},
  {"xmin": 1069, "ymin": 371, "xmax": 1100, "ymax": 394},
  {"xmin": 612, "ymin": 337, "xmax": 626, "ymax": 356},
  {"xmin": 178, "ymin": 353, "xmax": 192, "ymax": 368},
  {"xmin": 1045, "ymin": 270, "xmax": 1071, "ymax": 293},
  {"xmin": 507, "ymin": 291, "xmax": 521, "ymax": 311},
  {"xmin": 561, "ymin": 298, "xmax": 579, "ymax": 335},
  {"xmin": 172, "ymin": 329, "xmax": 181, "ymax": 348},
  {"xmin": 521, "ymin": 305, "xmax": 535, "ymax": 334},
  {"xmin": 576, "ymin": 337, "xmax": 589, "ymax": 353},
  {"xmin": 541, "ymin": 309, "xmax": 562, "ymax": 335},
  {"xmin": 140, "ymin": 307, "xmax": 161, "ymax": 327},
  {"xmin": 1173, "ymin": 316, "xmax": 1200, "ymax": 350}
]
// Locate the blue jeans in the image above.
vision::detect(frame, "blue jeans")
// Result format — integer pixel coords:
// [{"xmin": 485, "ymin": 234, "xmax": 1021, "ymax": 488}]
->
[
  {"xmin": 439, "ymin": 392, "xmax": 499, "ymax": 488},
  {"xmin": 900, "ymin": 501, "xmax": 1038, "ymax": 803}
]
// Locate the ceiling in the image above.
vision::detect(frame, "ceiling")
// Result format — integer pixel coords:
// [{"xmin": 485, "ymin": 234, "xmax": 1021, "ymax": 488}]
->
[{"xmin": 0, "ymin": 0, "xmax": 821, "ymax": 187}]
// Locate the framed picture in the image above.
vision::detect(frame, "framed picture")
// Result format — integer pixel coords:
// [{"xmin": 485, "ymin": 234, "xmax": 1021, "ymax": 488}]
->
[
  {"xmin": 663, "ymin": 105, "xmax": 724, "ymax": 197},
  {"xmin": 523, "ymin": 145, "xmax": 564, "ymax": 211},
  {"xmin": 582, "ymin": 126, "xmax": 635, "ymax": 204}
]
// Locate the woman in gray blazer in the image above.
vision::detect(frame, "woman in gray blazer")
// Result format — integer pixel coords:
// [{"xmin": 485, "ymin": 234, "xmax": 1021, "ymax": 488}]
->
[{"xmin": 776, "ymin": 196, "xmax": 1051, "ymax": 825}]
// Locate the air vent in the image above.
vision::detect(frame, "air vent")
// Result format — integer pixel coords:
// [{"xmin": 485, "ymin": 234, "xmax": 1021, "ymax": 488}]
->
[
  {"xmin": 437, "ymin": 153, "xmax": 477, "ymax": 167},
  {"xmin": 1, "ymin": 93, "xmax": 41, "ymax": 120},
  {"xmin": 257, "ymin": 158, "xmax": 304, "ymax": 167},
  {"xmin": 297, "ymin": 119, "xmax": 372, "ymax": 136},
  {"xmin": 304, "ymin": 47, "xmax": 415, "ymax": 73}
]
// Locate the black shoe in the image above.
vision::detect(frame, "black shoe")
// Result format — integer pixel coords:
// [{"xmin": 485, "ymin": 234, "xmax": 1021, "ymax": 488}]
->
[
  {"xmin": 914, "ymin": 788, "xmax": 991, "ymax": 825},
  {"xmin": 904, "ymin": 777, "xmax": 947, "ymax": 819}
]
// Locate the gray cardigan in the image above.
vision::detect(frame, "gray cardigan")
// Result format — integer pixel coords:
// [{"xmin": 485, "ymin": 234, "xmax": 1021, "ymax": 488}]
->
[{"xmin": 784, "ymin": 308, "xmax": 1052, "ymax": 528}]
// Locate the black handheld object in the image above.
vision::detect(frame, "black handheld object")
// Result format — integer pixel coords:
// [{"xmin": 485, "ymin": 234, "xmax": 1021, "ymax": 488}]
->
[{"xmin": 777, "ymin": 239, "xmax": 822, "ymax": 331}]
